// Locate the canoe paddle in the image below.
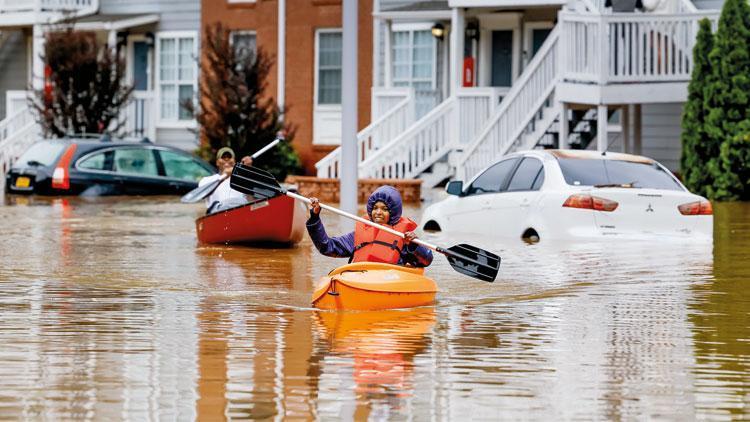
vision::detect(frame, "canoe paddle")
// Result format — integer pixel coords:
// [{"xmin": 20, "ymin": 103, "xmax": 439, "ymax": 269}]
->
[
  {"xmin": 230, "ymin": 164, "xmax": 501, "ymax": 282},
  {"xmin": 180, "ymin": 135, "xmax": 284, "ymax": 203}
]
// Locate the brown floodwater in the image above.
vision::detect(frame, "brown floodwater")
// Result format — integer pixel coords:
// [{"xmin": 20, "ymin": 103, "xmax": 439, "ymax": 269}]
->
[{"xmin": 0, "ymin": 193, "xmax": 747, "ymax": 420}]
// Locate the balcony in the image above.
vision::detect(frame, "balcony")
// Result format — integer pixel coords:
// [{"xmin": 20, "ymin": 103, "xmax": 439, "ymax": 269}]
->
[{"xmin": 0, "ymin": 0, "xmax": 98, "ymax": 26}]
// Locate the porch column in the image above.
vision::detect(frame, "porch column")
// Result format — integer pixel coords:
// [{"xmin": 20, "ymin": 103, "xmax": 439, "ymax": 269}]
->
[
  {"xmin": 450, "ymin": 7, "xmax": 465, "ymax": 94},
  {"xmin": 558, "ymin": 102, "xmax": 568, "ymax": 149},
  {"xmin": 622, "ymin": 105, "xmax": 631, "ymax": 153},
  {"xmin": 633, "ymin": 104, "xmax": 642, "ymax": 155},
  {"xmin": 597, "ymin": 104, "xmax": 608, "ymax": 152},
  {"xmin": 384, "ymin": 20, "xmax": 392, "ymax": 87},
  {"xmin": 32, "ymin": 25, "xmax": 45, "ymax": 90},
  {"xmin": 340, "ymin": 0, "xmax": 358, "ymax": 219}
]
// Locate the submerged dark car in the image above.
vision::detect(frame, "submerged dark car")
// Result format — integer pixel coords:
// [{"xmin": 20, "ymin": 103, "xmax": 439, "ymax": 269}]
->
[{"xmin": 5, "ymin": 137, "xmax": 216, "ymax": 196}]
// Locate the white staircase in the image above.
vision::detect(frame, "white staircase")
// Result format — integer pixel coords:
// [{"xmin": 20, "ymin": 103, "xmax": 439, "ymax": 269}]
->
[
  {"xmin": 0, "ymin": 107, "xmax": 41, "ymax": 192},
  {"xmin": 456, "ymin": 25, "xmax": 562, "ymax": 181}
]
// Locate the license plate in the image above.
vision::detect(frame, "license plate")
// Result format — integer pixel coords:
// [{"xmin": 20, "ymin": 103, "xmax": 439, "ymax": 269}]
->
[{"xmin": 14, "ymin": 176, "xmax": 30, "ymax": 188}]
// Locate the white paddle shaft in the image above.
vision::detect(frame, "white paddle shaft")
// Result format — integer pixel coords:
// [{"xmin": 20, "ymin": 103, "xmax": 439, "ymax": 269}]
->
[
  {"xmin": 284, "ymin": 191, "xmax": 438, "ymax": 251},
  {"xmin": 251, "ymin": 138, "xmax": 281, "ymax": 158}
]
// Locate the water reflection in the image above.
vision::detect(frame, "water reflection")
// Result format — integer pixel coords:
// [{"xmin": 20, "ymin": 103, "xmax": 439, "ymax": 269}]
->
[{"xmin": 0, "ymin": 196, "xmax": 747, "ymax": 419}]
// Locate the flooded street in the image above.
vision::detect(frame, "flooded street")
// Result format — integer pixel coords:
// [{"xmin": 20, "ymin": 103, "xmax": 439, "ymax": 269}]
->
[{"xmin": 0, "ymin": 194, "xmax": 748, "ymax": 420}]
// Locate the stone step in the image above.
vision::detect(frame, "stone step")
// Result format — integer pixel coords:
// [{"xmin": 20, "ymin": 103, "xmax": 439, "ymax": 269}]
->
[{"xmin": 284, "ymin": 176, "xmax": 422, "ymax": 204}]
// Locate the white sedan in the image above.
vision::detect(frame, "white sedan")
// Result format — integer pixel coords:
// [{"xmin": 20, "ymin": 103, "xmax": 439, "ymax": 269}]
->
[{"xmin": 421, "ymin": 150, "xmax": 713, "ymax": 241}]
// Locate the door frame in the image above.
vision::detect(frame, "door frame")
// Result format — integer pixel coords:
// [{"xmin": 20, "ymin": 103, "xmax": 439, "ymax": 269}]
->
[
  {"xmin": 523, "ymin": 21, "xmax": 554, "ymax": 68},
  {"xmin": 477, "ymin": 13, "xmax": 521, "ymax": 88}
]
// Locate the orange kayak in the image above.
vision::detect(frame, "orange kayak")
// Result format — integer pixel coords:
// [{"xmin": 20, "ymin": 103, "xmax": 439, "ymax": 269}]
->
[{"xmin": 311, "ymin": 262, "xmax": 438, "ymax": 311}]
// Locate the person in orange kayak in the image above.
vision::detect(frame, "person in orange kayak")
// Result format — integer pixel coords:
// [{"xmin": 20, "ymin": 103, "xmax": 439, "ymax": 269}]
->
[{"xmin": 306, "ymin": 185, "xmax": 433, "ymax": 267}]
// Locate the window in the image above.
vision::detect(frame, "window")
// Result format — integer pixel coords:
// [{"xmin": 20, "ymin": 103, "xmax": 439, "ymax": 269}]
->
[
  {"xmin": 159, "ymin": 150, "xmax": 212, "ymax": 181},
  {"xmin": 392, "ymin": 29, "xmax": 436, "ymax": 92},
  {"xmin": 507, "ymin": 158, "xmax": 544, "ymax": 191},
  {"xmin": 231, "ymin": 31, "xmax": 256, "ymax": 64},
  {"xmin": 78, "ymin": 151, "xmax": 114, "ymax": 171},
  {"xmin": 557, "ymin": 158, "xmax": 683, "ymax": 190},
  {"xmin": 158, "ymin": 33, "xmax": 197, "ymax": 121},
  {"xmin": 316, "ymin": 31, "xmax": 342, "ymax": 105},
  {"xmin": 113, "ymin": 148, "xmax": 159, "ymax": 176},
  {"xmin": 467, "ymin": 158, "xmax": 519, "ymax": 195}
]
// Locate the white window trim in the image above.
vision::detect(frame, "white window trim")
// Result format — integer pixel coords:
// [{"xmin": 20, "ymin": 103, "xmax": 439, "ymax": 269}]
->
[
  {"xmin": 389, "ymin": 25, "xmax": 438, "ymax": 91},
  {"xmin": 314, "ymin": 28, "xmax": 343, "ymax": 112},
  {"xmin": 127, "ymin": 34, "xmax": 153, "ymax": 91},
  {"xmin": 155, "ymin": 30, "xmax": 198, "ymax": 129},
  {"xmin": 523, "ymin": 21, "xmax": 554, "ymax": 68},
  {"xmin": 477, "ymin": 13, "xmax": 522, "ymax": 88}
]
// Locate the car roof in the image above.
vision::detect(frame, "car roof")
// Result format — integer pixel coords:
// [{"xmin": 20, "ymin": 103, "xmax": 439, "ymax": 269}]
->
[{"xmin": 514, "ymin": 149, "xmax": 655, "ymax": 164}]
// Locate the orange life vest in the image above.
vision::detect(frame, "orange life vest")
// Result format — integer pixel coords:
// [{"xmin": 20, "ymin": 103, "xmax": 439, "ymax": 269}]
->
[{"xmin": 351, "ymin": 217, "xmax": 418, "ymax": 264}]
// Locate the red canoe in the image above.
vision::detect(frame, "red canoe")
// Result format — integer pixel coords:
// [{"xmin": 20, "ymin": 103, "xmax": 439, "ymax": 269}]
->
[{"xmin": 195, "ymin": 195, "xmax": 307, "ymax": 245}]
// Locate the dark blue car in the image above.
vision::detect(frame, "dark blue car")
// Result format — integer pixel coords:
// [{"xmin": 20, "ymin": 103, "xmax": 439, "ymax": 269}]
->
[{"xmin": 5, "ymin": 137, "xmax": 215, "ymax": 196}]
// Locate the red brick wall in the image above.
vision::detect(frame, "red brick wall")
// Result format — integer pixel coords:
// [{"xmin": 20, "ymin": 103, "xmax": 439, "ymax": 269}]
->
[{"xmin": 201, "ymin": 0, "xmax": 373, "ymax": 175}]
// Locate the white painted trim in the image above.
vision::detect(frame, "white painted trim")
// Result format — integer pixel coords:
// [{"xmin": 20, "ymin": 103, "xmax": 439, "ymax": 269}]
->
[
  {"xmin": 373, "ymin": 10, "xmax": 452, "ymax": 21},
  {"xmin": 477, "ymin": 13, "xmax": 521, "ymax": 88},
  {"xmin": 451, "ymin": 0, "xmax": 566, "ymax": 6},
  {"xmin": 313, "ymin": 28, "xmax": 343, "ymax": 145},
  {"xmin": 522, "ymin": 21, "xmax": 553, "ymax": 68},
  {"xmin": 313, "ymin": 28, "xmax": 343, "ymax": 107},
  {"xmin": 127, "ymin": 34, "xmax": 153, "ymax": 91},
  {"xmin": 154, "ymin": 31, "xmax": 198, "ymax": 126},
  {"xmin": 72, "ymin": 14, "xmax": 159, "ymax": 32},
  {"xmin": 557, "ymin": 82, "xmax": 689, "ymax": 104},
  {"xmin": 391, "ymin": 22, "xmax": 434, "ymax": 32}
]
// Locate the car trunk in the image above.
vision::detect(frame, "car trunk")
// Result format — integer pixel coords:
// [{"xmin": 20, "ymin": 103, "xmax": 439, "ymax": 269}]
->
[{"xmin": 591, "ymin": 188, "xmax": 700, "ymax": 237}]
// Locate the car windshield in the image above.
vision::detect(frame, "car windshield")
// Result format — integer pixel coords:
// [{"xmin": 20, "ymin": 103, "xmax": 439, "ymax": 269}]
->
[
  {"xmin": 557, "ymin": 157, "xmax": 684, "ymax": 191},
  {"xmin": 15, "ymin": 141, "xmax": 67, "ymax": 167}
]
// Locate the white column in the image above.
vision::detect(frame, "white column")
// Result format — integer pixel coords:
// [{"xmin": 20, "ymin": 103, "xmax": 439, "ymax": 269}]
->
[
  {"xmin": 450, "ymin": 8, "xmax": 465, "ymax": 94},
  {"xmin": 384, "ymin": 20, "xmax": 392, "ymax": 87},
  {"xmin": 32, "ymin": 25, "xmax": 45, "ymax": 90},
  {"xmin": 277, "ymin": 0, "xmax": 286, "ymax": 115},
  {"xmin": 634, "ymin": 104, "xmax": 642, "ymax": 155},
  {"xmin": 622, "ymin": 105, "xmax": 631, "ymax": 153},
  {"xmin": 340, "ymin": 0, "xmax": 359, "ymax": 220},
  {"xmin": 108, "ymin": 30, "xmax": 117, "ymax": 49},
  {"xmin": 597, "ymin": 104, "xmax": 608, "ymax": 152},
  {"xmin": 558, "ymin": 102, "xmax": 568, "ymax": 149}
]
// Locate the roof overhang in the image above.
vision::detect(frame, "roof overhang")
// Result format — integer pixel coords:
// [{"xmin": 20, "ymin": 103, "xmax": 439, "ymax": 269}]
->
[
  {"xmin": 72, "ymin": 14, "xmax": 160, "ymax": 32},
  {"xmin": 450, "ymin": 0, "xmax": 566, "ymax": 7},
  {"xmin": 373, "ymin": 10, "xmax": 452, "ymax": 21}
]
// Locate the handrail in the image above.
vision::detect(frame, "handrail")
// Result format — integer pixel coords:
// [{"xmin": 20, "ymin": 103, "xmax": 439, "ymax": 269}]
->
[
  {"xmin": 457, "ymin": 26, "xmax": 561, "ymax": 181},
  {"xmin": 315, "ymin": 89, "xmax": 415, "ymax": 178}
]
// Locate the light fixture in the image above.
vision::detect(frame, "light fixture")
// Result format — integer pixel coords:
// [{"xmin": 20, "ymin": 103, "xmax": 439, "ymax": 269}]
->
[
  {"xmin": 431, "ymin": 23, "xmax": 445, "ymax": 40},
  {"xmin": 145, "ymin": 32, "xmax": 155, "ymax": 48},
  {"xmin": 465, "ymin": 21, "xmax": 479, "ymax": 40}
]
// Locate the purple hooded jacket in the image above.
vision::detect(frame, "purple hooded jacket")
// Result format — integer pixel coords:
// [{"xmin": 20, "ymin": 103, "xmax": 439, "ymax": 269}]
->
[{"xmin": 306, "ymin": 186, "xmax": 433, "ymax": 267}]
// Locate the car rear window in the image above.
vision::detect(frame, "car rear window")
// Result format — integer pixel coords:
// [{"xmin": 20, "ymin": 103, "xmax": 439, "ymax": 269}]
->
[
  {"xmin": 557, "ymin": 158, "xmax": 683, "ymax": 190},
  {"xmin": 15, "ymin": 141, "xmax": 67, "ymax": 167}
]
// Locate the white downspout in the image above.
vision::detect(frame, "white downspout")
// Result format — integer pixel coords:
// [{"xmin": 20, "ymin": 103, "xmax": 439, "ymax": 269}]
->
[{"xmin": 277, "ymin": 0, "xmax": 286, "ymax": 117}]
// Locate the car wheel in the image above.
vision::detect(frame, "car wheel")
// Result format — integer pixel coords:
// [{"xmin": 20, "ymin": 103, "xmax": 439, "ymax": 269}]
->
[{"xmin": 423, "ymin": 220, "xmax": 441, "ymax": 232}]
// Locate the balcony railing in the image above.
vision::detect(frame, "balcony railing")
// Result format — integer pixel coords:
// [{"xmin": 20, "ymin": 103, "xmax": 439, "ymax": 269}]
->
[
  {"xmin": 0, "ymin": 0, "xmax": 97, "ymax": 12},
  {"xmin": 560, "ymin": 11, "xmax": 719, "ymax": 84}
]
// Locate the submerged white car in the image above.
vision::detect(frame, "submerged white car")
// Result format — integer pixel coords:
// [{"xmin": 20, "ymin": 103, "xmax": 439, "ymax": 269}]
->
[{"xmin": 421, "ymin": 150, "xmax": 713, "ymax": 241}]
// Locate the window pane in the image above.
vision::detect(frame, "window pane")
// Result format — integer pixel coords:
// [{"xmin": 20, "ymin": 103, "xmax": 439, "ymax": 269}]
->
[
  {"xmin": 232, "ymin": 32, "xmax": 256, "ymax": 63},
  {"xmin": 160, "ymin": 150, "xmax": 212, "ymax": 181},
  {"xmin": 178, "ymin": 85, "xmax": 194, "ymax": 120},
  {"xmin": 467, "ymin": 158, "xmax": 519, "ymax": 195},
  {"xmin": 507, "ymin": 158, "xmax": 544, "ymax": 191},
  {"xmin": 160, "ymin": 39, "xmax": 176, "ymax": 81},
  {"xmin": 179, "ymin": 38, "xmax": 194, "ymax": 80},
  {"xmin": 113, "ymin": 148, "xmax": 158, "ymax": 176},
  {"xmin": 17, "ymin": 141, "xmax": 66, "ymax": 167},
  {"xmin": 317, "ymin": 32, "xmax": 342, "ymax": 105},
  {"xmin": 161, "ymin": 84, "xmax": 176, "ymax": 119},
  {"xmin": 78, "ymin": 152, "xmax": 107, "ymax": 170}
]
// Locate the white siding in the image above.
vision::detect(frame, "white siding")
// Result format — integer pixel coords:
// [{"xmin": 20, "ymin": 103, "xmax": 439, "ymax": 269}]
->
[
  {"xmin": 99, "ymin": 0, "xmax": 200, "ymax": 31},
  {"xmin": 691, "ymin": 0, "xmax": 723, "ymax": 10},
  {"xmin": 0, "ymin": 31, "xmax": 28, "ymax": 120},
  {"xmin": 640, "ymin": 103, "xmax": 684, "ymax": 172}
]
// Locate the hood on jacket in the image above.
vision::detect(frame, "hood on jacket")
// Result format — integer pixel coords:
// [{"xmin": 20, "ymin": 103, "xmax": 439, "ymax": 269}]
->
[{"xmin": 366, "ymin": 185, "xmax": 402, "ymax": 225}]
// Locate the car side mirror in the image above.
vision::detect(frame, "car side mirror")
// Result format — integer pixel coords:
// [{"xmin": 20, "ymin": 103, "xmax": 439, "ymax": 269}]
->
[{"xmin": 446, "ymin": 180, "xmax": 463, "ymax": 196}]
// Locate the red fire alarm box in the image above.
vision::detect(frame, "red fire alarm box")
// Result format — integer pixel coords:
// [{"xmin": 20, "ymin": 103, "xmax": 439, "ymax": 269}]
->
[{"xmin": 462, "ymin": 57, "xmax": 475, "ymax": 87}]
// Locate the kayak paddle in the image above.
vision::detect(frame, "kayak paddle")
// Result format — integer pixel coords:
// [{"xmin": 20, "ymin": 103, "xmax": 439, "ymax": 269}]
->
[
  {"xmin": 180, "ymin": 135, "xmax": 284, "ymax": 203},
  {"xmin": 230, "ymin": 164, "xmax": 501, "ymax": 282}
]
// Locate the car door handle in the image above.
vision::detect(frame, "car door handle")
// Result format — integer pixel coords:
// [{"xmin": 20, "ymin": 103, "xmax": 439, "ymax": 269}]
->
[{"xmin": 520, "ymin": 199, "xmax": 531, "ymax": 208}]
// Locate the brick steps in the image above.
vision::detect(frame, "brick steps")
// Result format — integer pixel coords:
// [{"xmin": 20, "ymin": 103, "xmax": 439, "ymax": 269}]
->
[{"xmin": 284, "ymin": 176, "xmax": 421, "ymax": 204}]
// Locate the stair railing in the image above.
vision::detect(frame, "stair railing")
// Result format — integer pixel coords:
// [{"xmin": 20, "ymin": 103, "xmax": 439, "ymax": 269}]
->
[
  {"xmin": 456, "ymin": 26, "xmax": 561, "ymax": 182},
  {"xmin": 315, "ymin": 88, "xmax": 415, "ymax": 178}
]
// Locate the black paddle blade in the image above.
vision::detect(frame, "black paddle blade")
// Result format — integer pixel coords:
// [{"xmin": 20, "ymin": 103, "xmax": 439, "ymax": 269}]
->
[
  {"xmin": 441, "ymin": 243, "xmax": 501, "ymax": 282},
  {"xmin": 230, "ymin": 163, "xmax": 286, "ymax": 200},
  {"xmin": 181, "ymin": 178, "xmax": 222, "ymax": 203}
]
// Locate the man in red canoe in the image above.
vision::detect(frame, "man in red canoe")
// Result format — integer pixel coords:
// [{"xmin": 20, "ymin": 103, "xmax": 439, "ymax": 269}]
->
[
  {"xmin": 199, "ymin": 147, "xmax": 253, "ymax": 213},
  {"xmin": 306, "ymin": 185, "xmax": 433, "ymax": 267}
]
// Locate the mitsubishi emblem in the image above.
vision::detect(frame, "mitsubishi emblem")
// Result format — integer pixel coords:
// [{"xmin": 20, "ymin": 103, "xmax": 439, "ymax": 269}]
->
[{"xmin": 645, "ymin": 203, "xmax": 654, "ymax": 212}]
